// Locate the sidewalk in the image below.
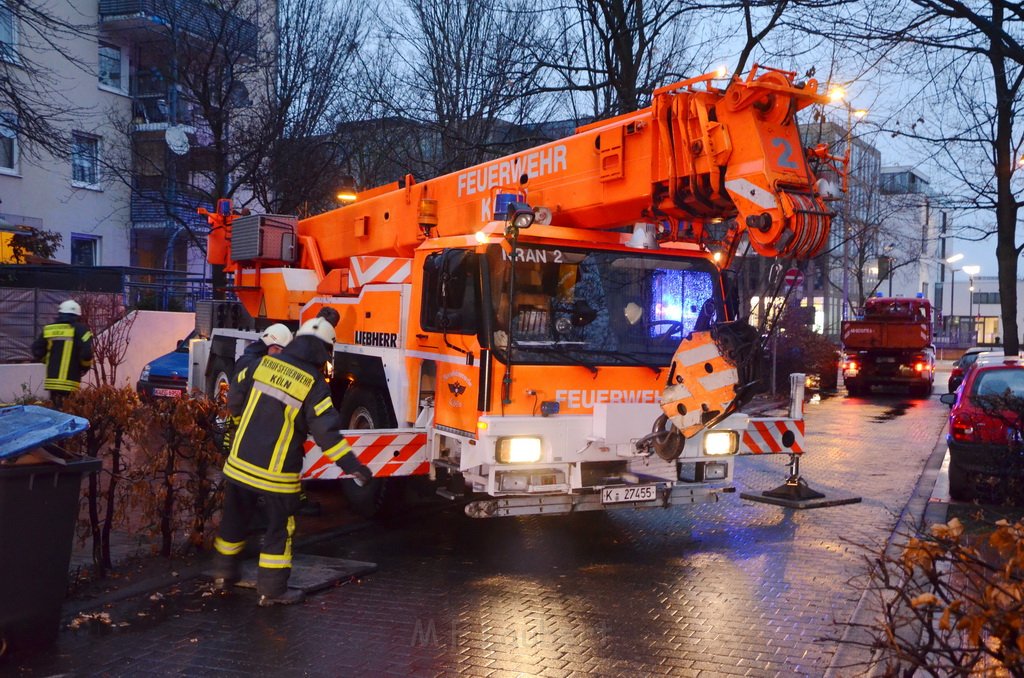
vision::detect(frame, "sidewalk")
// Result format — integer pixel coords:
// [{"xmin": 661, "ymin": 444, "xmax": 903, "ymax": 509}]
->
[{"xmin": 64, "ymin": 483, "xmax": 370, "ymax": 612}]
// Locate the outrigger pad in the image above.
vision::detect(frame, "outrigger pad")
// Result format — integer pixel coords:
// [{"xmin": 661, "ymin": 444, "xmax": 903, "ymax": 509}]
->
[
  {"xmin": 740, "ymin": 479, "xmax": 862, "ymax": 510},
  {"xmin": 232, "ymin": 554, "xmax": 377, "ymax": 593}
]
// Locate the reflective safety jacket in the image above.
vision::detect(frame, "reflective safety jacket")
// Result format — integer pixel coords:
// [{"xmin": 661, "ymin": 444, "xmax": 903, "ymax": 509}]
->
[
  {"xmin": 31, "ymin": 317, "xmax": 94, "ymax": 393},
  {"xmin": 233, "ymin": 340, "xmax": 268, "ymax": 379},
  {"xmin": 224, "ymin": 336, "xmax": 353, "ymax": 494}
]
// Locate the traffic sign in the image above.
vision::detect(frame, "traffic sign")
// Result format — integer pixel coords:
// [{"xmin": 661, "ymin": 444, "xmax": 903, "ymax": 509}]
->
[{"xmin": 784, "ymin": 268, "xmax": 804, "ymax": 287}]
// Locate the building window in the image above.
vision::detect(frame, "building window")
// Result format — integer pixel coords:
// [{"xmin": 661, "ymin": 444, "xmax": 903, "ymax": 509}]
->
[
  {"xmin": 70, "ymin": 234, "xmax": 99, "ymax": 266},
  {"xmin": 71, "ymin": 132, "xmax": 99, "ymax": 187},
  {"xmin": 974, "ymin": 291, "xmax": 1000, "ymax": 305},
  {"xmin": 0, "ymin": 1, "xmax": 16, "ymax": 62},
  {"xmin": 0, "ymin": 111, "xmax": 17, "ymax": 173},
  {"xmin": 98, "ymin": 41, "xmax": 124, "ymax": 91}
]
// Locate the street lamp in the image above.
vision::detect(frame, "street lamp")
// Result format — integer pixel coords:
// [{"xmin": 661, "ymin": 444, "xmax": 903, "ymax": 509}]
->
[
  {"xmin": 962, "ymin": 264, "xmax": 980, "ymax": 333},
  {"xmin": 335, "ymin": 174, "xmax": 358, "ymax": 205},
  {"xmin": 828, "ymin": 86, "xmax": 868, "ymax": 323},
  {"xmin": 944, "ymin": 253, "xmax": 964, "ymax": 331}
]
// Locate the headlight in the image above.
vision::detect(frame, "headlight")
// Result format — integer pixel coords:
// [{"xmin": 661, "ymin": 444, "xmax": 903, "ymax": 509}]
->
[
  {"xmin": 140, "ymin": 365, "xmax": 151, "ymax": 382},
  {"xmin": 702, "ymin": 430, "xmax": 738, "ymax": 456},
  {"xmin": 495, "ymin": 436, "xmax": 542, "ymax": 463}
]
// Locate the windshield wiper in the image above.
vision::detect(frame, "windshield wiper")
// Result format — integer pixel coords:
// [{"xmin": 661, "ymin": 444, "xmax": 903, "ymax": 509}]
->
[
  {"xmin": 514, "ymin": 343, "xmax": 599, "ymax": 375},
  {"xmin": 589, "ymin": 349, "xmax": 663, "ymax": 374}
]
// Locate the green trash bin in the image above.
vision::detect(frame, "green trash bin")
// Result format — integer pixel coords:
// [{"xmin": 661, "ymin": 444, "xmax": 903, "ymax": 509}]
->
[{"xmin": 0, "ymin": 405, "xmax": 96, "ymax": 658}]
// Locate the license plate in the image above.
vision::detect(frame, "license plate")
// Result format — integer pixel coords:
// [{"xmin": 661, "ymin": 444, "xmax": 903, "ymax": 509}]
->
[
  {"xmin": 153, "ymin": 388, "xmax": 183, "ymax": 398},
  {"xmin": 601, "ymin": 484, "xmax": 657, "ymax": 504},
  {"xmin": 878, "ymin": 357, "xmax": 896, "ymax": 363}
]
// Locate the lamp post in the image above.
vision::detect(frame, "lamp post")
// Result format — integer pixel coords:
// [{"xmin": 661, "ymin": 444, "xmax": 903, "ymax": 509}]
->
[
  {"xmin": 828, "ymin": 86, "xmax": 867, "ymax": 323},
  {"xmin": 962, "ymin": 264, "xmax": 980, "ymax": 341},
  {"xmin": 945, "ymin": 253, "xmax": 963, "ymax": 328}
]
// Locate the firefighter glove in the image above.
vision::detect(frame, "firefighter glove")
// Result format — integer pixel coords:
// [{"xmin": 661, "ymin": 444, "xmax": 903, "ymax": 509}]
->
[
  {"xmin": 220, "ymin": 417, "xmax": 240, "ymax": 455},
  {"xmin": 337, "ymin": 452, "xmax": 372, "ymax": 485}
]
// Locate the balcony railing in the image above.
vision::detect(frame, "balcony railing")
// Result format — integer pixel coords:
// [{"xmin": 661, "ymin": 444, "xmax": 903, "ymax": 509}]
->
[
  {"xmin": 99, "ymin": 0, "xmax": 258, "ymax": 57},
  {"xmin": 130, "ymin": 189, "xmax": 210, "ymax": 232}
]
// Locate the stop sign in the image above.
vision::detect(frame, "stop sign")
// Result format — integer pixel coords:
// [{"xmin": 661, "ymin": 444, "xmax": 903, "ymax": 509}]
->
[{"xmin": 784, "ymin": 268, "xmax": 804, "ymax": 287}]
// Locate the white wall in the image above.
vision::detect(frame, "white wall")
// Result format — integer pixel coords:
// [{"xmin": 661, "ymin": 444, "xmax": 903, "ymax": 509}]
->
[
  {"xmin": 1, "ymin": 310, "xmax": 195, "ymax": 403},
  {"xmin": 82, "ymin": 311, "xmax": 195, "ymax": 389},
  {"xmin": 0, "ymin": 363, "xmax": 46, "ymax": 403}
]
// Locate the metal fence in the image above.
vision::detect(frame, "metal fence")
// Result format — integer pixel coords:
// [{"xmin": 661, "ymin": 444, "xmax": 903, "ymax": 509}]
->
[
  {"xmin": 0, "ymin": 288, "xmax": 69, "ymax": 363},
  {"xmin": 0, "ymin": 266, "xmax": 212, "ymax": 363}
]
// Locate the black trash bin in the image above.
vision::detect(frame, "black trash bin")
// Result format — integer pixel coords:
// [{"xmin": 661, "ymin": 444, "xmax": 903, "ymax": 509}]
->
[{"xmin": 0, "ymin": 405, "xmax": 95, "ymax": 659}]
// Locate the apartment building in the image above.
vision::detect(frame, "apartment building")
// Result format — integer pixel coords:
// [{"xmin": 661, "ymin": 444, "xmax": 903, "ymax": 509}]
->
[
  {"xmin": 0, "ymin": 0, "xmax": 264, "ymax": 277},
  {"xmin": 0, "ymin": 1, "xmax": 133, "ymax": 266}
]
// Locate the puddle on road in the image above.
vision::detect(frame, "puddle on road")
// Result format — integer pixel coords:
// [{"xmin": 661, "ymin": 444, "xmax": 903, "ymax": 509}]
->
[{"xmin": 870, "ymin": 402, "xmax": 914, "ymax": 422}]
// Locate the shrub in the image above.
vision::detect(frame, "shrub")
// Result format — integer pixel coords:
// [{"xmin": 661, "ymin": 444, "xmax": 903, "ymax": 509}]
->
[
  {"xmin": 63, "ymin": 385, "xmax": 144, "ymax": 577},
  {"xmin": 130, "ymin": 395, "xmax": 225, "ymax": 557},
  {"xmin": 855, "ymin": 517, "xmax": 1024, "ymax": 675}
]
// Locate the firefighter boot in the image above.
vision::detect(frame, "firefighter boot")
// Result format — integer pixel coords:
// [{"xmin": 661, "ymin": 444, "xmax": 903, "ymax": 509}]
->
[
  {"xmin": 256, "ymin": 567, "xmax": 304, "ymax": 607},
  {"xmin": 211, "ymin": 553, "xmax": 241, "ymax": 592},
  {"xmin": 296, "ymin": 492, "xmax": 321, "ymax": 517}
]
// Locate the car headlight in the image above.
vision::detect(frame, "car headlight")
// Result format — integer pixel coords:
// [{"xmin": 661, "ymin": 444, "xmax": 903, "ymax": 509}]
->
[
  {"xmin": 495, "ymin": 436, "xmax": 543, "ymax": 463},
  {"xmin": 140, "ymin": 365, "xmax": 151, "ymax": 382},
  {"xmin": 702, "ymin": 430, "xmax": 738, "ymax": 456}
]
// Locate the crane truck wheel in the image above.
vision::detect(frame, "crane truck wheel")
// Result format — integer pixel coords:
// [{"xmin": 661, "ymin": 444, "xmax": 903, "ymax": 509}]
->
[
  {"xmin": 206, "ymin": 357, "xmax": 233, "ymax": 405},
  {"xmin": 338, "ymin": 386, "xmax": 399, "ymax": 518}
]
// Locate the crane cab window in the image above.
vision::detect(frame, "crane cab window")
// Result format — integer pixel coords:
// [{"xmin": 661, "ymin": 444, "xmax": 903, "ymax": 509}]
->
[
  {"xmin": 421, "ymin": 249, "xmax": 480, "ymax": 334},
  {"xmin": 485, "ymin": 244, "xmax": 722, "ymax": 367}
]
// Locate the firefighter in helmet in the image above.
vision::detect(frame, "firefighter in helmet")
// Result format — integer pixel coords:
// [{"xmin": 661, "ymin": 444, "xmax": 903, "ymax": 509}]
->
[
  {"xmin": 234, "ymin": 322, "xmax": 294, "ymax": 379},
  {"xmin": 31, "ymin": 299, "xmax": 94, "ymax": 409},
  {"xmin": 219, "ymin": 323, "xmax": 294, "ymax": 455},
  {"xmin": 212, "ymin": 317, "xmax": 371, "ymax": 607}
]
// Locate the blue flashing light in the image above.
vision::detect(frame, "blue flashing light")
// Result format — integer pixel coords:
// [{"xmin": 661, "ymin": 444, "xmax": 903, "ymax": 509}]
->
[
  {"xmin": 916, "ymin": 292, "xmax": 924, "ymax": 298},
  {"xmin": 493, "ymin": 193, "xmax": 523, "ymax": 221},
  {"xmin": 876, "ymin": 292, "xmax": 883, "ymax": 297}
]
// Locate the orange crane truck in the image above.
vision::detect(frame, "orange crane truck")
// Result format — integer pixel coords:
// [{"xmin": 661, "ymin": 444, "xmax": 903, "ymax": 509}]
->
[{"xmin": 191, "ymin": 65, "xmax": 835, "ymax": 517}]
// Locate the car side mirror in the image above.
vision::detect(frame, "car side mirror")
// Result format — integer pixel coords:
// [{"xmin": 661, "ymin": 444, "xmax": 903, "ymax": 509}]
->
[
  {"xmin": 951, "ymin": 359, "xmax": 960, "ymax": 368},
  {"xmin": 939, "ymin": 393, "xmax": 957, "ymax": 406}
]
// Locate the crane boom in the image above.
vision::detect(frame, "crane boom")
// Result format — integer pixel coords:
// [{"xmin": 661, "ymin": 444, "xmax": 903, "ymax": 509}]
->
[{"xmin": 282, "ymin": 67, "xmax": 830, "ymax": 275}]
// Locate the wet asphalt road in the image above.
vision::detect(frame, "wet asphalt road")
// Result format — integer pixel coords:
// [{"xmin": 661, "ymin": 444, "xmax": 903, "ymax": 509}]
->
[{"xmin": 11, "ymin": 387, "xmax": 950, "ymax": 677}]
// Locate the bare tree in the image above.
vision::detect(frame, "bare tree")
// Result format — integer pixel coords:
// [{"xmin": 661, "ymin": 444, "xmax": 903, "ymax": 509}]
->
[
  {"xmin": 0, "ymin": 1, "xmax": 90, "ymax": 157},
  {"xmin": 809, "ymin": 0, "xmax": 1024, "ymax": 353},
  {"xmin": 539, "ymin": 0, "xmax": 697, "ymax": 121},
  {"xmin": 369, "ymin": 0, "xmax": 550, "ymax": 178},
  {"xmin": 245, "ymin": 0, "xmax": 367, "ymax": 215}
]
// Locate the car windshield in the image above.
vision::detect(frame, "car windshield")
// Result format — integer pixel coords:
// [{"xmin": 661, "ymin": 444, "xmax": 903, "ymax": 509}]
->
[
  {"xmin": 174, "ymin": 331, "xmax": 197, "ymax": 353},
  {"xmin": 970, "ymin": 368, "xmax": 1024, "ymax": 398},
  {"xmin": 486, "ymin": 244, "xmax": 722, "ymax": 367},
  {"xmin": 960, "ymin": 352, "xmax": 981, "ymax": 368}
]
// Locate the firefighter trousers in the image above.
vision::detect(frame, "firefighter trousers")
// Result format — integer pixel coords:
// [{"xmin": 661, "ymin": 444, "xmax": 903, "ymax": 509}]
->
[{"xmin": 214, "ymin": 481, "xmax": 300, "ymax": 597}]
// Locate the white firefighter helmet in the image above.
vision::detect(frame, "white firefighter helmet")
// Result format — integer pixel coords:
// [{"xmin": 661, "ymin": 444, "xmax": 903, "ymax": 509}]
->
[
  {"xmin": 260, "ymin": 323, "xmax": 293, "ymax": 348},
  {"xmin": 58, "ymin": 300, "xmax": 82, "ymax": 316},
  {"xmin": 296, "ymin": 317, "xmax": 336, "ymax": 347}
]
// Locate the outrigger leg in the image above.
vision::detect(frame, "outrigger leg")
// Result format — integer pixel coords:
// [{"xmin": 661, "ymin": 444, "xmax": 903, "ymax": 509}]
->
[{"xmin": 761, "ymin": 452, "xmax": 824, "ymax": 501}]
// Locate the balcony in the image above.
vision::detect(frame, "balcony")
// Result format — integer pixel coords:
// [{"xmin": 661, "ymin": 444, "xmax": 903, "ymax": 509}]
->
[
  {"xmin": 99, "ymin": 0, "xmax": 258, "ymax": 57},
  {"xmin": 130, "ymin": 189, "xmax": 210, "ymax": 232}
]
